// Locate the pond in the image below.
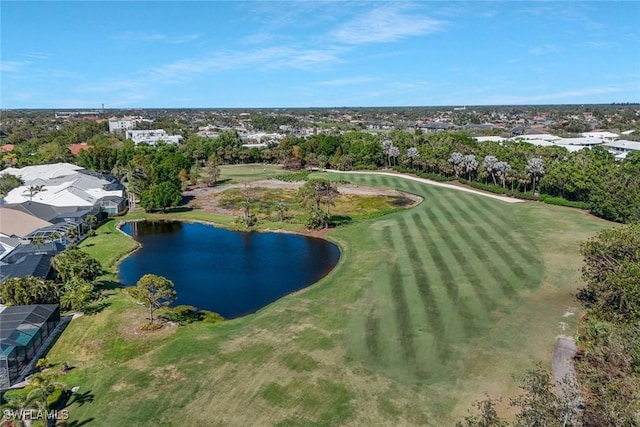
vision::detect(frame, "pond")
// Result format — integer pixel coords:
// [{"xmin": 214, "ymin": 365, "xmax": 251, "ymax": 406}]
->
[{"xmin": 118, "ymin": 221, "xmax": 340, "ymax": 319}]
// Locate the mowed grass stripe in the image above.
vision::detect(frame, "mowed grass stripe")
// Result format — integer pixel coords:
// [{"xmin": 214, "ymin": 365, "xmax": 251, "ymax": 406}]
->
[
  {"xmin": 402, "ymin": 209, "xmax": 485, "ymax": 340},
  {"xmin": 472, "ymin": 196, "xmax": 541, "ymax": 264},
  {"xmin": 411, "ymin": 211, "xmax": 497, "ymax": 315},
  {"xmin": 395, "ymin": 216, "xmax": 451, "ymax": 362},
  {"xmin": 365, "ymin": 307, "xmax": 380, "ymax": 359},
  {"xmin": 381, "ymin": 226, "xmax": 417, "ymax": 365},
  {"xmin": 452, "ymin": 193, "xmax": 537, "ymax": 268},
  {"xmin": 420, "ymin": 186, "xmax": 517, "ymax": 299},
  {"xmin": 446, "ymin": 195, "xmax": 531, "ymax": 283}
]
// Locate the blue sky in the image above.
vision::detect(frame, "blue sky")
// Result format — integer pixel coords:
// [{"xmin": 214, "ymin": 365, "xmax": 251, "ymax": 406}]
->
[{"xmin": 2, "ymin": 1, "xmax": 639, "ymax": 108}]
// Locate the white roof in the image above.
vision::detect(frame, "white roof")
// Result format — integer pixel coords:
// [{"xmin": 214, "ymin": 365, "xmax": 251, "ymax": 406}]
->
[
  {"xmin": 582, "ymin": 131, "xmax": 619, "ymax": 139},
  {"xmin": 603, "ymin": 140, "xmax": 640, "ymax": 151},
  {"xmin": 512, "ymin": 133, "xmax": 563, "ymax": 142},
  {"xmin": 558, "ymin": 137, "xmax": 604, "ymax": 146},
  {"xmin": 2, "ymin": 165, "xmax": 124, "ymax": 208},
  {"xmin": 475, "ymin": 136, "xmax": 507, "ymax": 143},
  {"xmin": 1, "ymin": 163, "xmax": 83, "ymax": 182}
]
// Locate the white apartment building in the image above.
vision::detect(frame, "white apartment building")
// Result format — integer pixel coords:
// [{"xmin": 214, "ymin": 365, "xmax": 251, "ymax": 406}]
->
[
  {"xmin": 108, "ymin": 116, "xmax": 150, "ymax": 133},
  {"xmin": 125, "ymin": 129, "xmax": 183, "ymax": 145}
]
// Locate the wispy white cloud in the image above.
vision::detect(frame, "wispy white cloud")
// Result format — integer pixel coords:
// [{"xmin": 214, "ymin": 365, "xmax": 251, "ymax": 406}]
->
[
  {"xmin": 0, "ymin": 61, "xmax": 30, "ymax": 72},
  {"xmin": 582, "ymin": 41, "xmax": 617, "ymax": 49},
  {"xmin": 330, "ymin": 4, "xmax": 446, "ymax": 44},
  {"xmin": 529, "ymin": 44, "xmax": 561, "ymax": 55},
  {"xmin": 115, "ymin": 32, "xmax": 201, "ymax": 44},
  {"xmin": 21, "ymin": 52, "xmax": 51, "ymax": 60},
  {"xmin": 148, "ymin": 45, "xmax": 346, "ymax": 81},
  {"xmin": 313, "ymin": 76, "xmax": 379, "ymax": 86}
]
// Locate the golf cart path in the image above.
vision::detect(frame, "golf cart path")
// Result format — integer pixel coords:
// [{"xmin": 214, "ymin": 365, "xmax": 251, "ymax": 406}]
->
[{"xmin": 324, "ymin": 170, "xmax": 524, "ymax": 203}]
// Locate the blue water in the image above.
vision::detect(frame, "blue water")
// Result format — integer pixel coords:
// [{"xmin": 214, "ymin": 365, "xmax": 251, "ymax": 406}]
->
[{"xmin": 118, "ymin": 221, "xmax": 340, "ymax": 318}]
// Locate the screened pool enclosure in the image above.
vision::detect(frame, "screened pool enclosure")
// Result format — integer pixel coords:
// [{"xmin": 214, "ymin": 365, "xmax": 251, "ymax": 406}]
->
[{"xmin": 0, "ymin": 304, "xmax": 60, "ymax": 388}]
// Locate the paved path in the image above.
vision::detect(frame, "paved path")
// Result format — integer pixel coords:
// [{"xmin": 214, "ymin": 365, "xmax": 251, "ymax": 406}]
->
[
  {"xmin": 552, "ymin": 335, "xmax": 584, "ymax": 422},
  {"xmin": 323, "ymin": 170, "xmax": 524, "ymax": 203}
]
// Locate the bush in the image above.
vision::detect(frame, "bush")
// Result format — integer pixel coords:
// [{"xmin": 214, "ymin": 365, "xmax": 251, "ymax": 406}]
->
[
  {"xmin": 273, "ymin": 170, "xmax": 310, "ymax": 182},
  {"xmin": 539, "ymin": 194, "xmax": 589, "ymax": 209},
  {"xmin": 47, "ymin": 387, "xmax": 68, "ymax": 410},
  {"xmin": 199, "ymin": 310, "xmax": 224, "ymax": 324},
  {"xmin": 1, "ymin": 387, "xmax": 30, "ymax": 404},
  {"xmin": 159, "ymin": 305, "xmax": 198, "ymax": 324}
]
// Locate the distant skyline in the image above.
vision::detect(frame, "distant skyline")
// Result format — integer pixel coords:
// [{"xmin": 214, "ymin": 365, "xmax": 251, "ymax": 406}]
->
[{"xmin": 2, "ymin": 1, "xmax": 639, "ymax": 109}]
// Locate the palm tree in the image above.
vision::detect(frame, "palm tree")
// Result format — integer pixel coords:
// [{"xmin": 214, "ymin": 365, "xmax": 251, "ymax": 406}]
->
[
  {"xmin": 526, "ymin": 158, "xmax": 545, "ymax": 194},
  {"xmin": 462, "ymin": 154, "xmax": 479, "ymax": 181},
  {"xmin": 407, "ymin": 147, "xmax": 420, "ymax": 169},
  {"xmin": 448, "ymin": 152, "xmax": 464, "ymax": 178},
  {"xmin": 482, "ymin": 155, "xmax": 499, "ymax": 185}
]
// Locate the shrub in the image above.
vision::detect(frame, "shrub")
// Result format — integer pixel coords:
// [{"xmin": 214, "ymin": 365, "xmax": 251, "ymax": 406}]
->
[
  {"xmin": 159, "ymin": 305, "xmax": 199, "ymax": 324},
  {"xmin": 199, "ymin": 310, "xmax": 224, "ymax": 324},
  {"xmin": 539, "ymin": 194, "xmax": 589, "ymax": 209},
  {"xmin": 47, "ymin": 388, "xmax": 68, "ymax": 410},
  {"xmin": 1, "ymin": 387, "xmax": 30, "ymax": 404},
  {"xmin": 273, "ymin": 170, "xmax": 310, "ymax": 182}
]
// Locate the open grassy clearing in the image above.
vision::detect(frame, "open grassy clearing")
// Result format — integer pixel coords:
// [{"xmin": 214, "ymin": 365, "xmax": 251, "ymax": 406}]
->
[
  {"xmin": 47, "ymin": 171, "xmax": 612, "ymax": 426},
  {"xmin": 217, "ymin": 164, "xmax": 285, "ymax": 184}
]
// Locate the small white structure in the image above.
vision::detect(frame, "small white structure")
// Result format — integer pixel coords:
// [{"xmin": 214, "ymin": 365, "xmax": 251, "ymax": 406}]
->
[
  {"xmin": 125, "ymin": 129, "xmax": 183, "ymax": 145},
  {"xmin": 581, "ymin": 131, "xmax": 619, "ymax": 142},
  {"xmin": 108, "ymin": 116, "xmax": 150, "ymax": 133}
]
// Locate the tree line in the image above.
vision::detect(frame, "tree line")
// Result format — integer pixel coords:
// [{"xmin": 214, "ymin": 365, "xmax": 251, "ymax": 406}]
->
[{"xmin": 2, "ymin": 122, "xmax": 638, "ymax": 223}]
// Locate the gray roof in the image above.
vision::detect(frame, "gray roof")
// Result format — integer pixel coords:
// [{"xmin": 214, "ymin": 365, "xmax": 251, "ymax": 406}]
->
[
  {"xmin": 0, "ymin": 253, "xmax": 55, "ymax": 282},
  {"xmin": 0, "ymin": 304, "xmax": 60, "ymax": 354}
]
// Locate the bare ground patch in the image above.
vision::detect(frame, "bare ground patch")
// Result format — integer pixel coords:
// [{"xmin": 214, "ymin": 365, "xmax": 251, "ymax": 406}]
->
[{"xmin": 184, "ymin": 180, "xmax": 422, "ymax": 215}]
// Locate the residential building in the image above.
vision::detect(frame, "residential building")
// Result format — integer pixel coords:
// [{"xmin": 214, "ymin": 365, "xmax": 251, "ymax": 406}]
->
[
  {"xmin": 125, "ymin": 129, "xmax": 183, "ymax": 145},
  {"xmin": 108, "ymin": 116, "xmax": 149, "ymax": 133},
  {"xmin": 1, "ymin": 163, "xmax": 127, "ymax": 214}
]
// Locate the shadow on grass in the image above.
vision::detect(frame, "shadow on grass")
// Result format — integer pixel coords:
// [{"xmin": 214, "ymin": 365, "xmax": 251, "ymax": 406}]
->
[
  {"xmin": 330, "ymin": 215, "xmax": 352, "ymax": 226},
  {"xmin": 96, "ymin": 278, "xmax": 121, "ymax": 292},
  {"xmin": 59, "ymin": 418, "xmax": 95, "ymax": 426},
  {"xmin": 165, "ymin": 206, "xmax": 194, "ymax": 213},
  {"xmin": 67, "ymin": 390, "xmax": 95, "ymax": 407},
  {"xmin": 82, "ymin": 301, "xmax": 110, "ymax": 316}
]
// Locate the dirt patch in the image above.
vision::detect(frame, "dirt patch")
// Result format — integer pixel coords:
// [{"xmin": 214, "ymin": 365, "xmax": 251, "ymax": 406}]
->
[
  {"xmin": 152, "ymin": 365, "xmax": 186, "ymax": 382},
  {"xmin": 118, "ymin": 305, "xmax": 178, "ymax": 341},
  {"xmin": 184, "ymin": 180, "xmax": 422, "ymax": 216}
]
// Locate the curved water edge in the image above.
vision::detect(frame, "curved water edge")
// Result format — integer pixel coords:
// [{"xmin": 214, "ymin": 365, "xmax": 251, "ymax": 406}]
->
[{"xmin": 117, "ymin": 220, "xmax": 341, "ymax": 319}]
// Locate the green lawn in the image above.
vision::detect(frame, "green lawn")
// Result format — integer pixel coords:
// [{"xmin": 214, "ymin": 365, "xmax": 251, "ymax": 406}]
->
[
  {"xmin": 48, "ymin": 172, "xmax": 612, "ymax": 426},
  {"xmin": 218, "ymin": 164, "xmax": 285, "ymax": 184}
]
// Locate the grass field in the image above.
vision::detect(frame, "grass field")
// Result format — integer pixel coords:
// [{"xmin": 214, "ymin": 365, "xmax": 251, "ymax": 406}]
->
[
  {"xmin": 217, "ymin": 164, "xmax": 285, "ymax": 184},
  {"xmin": 47, "ymin": 171, "xmax": 612, "ymax": 426}
]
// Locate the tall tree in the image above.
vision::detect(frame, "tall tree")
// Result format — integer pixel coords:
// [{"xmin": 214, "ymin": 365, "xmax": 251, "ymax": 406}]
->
[
  {"xmin": 482, "ymin": 155, "xmax": 499, "ymax": 185},
  {"xmin": 407, "ymin": 147, "xmax": 420, "ymax": 168},
  {"xmin": 202, "ymin": 154, "xmax": 221, "ymax": 187},
  {"xmin": 140, "ymin": 181, "xmax": 182, "ymax": 213},
  {"xmin": 0, "ymin": 276, "xmax": 60, "ymax": 306},
  {"xmin": 449, "ymin": 152, "xmax": 464, "ymax": 178},
  {"xmin": 525, "ymin": 158, "xmax": 545, "ymax": 194},
  {"xmin": 0, "ymin": 173, "xmax": 23, "ymax": 196},
  {"xmin": 51, "ymin": 249, "xmax": 102, "ymax": 283},
  {"xmin": 128, "ymin": 274, "xmax": 177, "ymax": 324},
  {"xmin": 463, "ymin": 154, "xmax": 479, "ymax": 181}
]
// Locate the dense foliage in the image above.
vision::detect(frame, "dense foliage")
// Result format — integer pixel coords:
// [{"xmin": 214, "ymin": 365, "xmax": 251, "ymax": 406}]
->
[
  {"xmin": 0, "ymin": 276, "xmax": 60, "ymax": 306},
  {"xmin": 0, "ymin": 173, "xmax": 23, "ymax": 196},
  {"xmin": 575, "ymin": 223, "xmax": 640, "ymax": 426},
  {"xmin": 1, "ymin": 115, "xmax": 638, "ymax": 223}
]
